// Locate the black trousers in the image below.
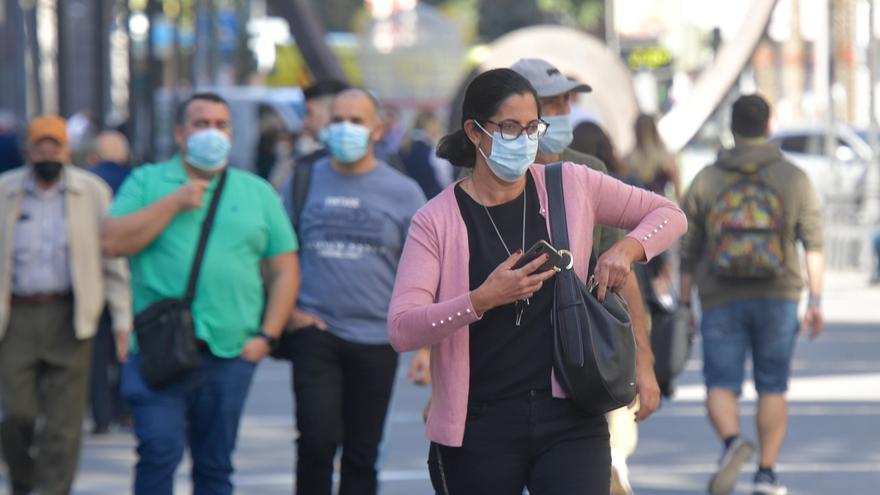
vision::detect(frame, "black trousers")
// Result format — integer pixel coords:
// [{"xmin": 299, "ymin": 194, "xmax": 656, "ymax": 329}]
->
[
  {"xmin": 428, "ymin": 390, "xmax": 610, "ymax": 495},
  {"xmin": 291, "ymin": 327, "xmax": 399, "ymax": 495}
]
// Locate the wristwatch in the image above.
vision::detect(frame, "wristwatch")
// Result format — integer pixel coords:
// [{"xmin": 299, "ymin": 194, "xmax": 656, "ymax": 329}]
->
[{"xmin": 258, "ymin": 330, "xmax": 280, "ymax": 351}]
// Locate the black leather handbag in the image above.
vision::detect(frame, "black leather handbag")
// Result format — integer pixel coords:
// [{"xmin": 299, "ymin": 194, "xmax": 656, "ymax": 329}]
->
[
  {"xmin": 134, "ymin": 170, "xmax": 227, "ymax": 388},
  {"xmin": 546, "ymin": 163, "xmax": 637, "ymax": 415}
]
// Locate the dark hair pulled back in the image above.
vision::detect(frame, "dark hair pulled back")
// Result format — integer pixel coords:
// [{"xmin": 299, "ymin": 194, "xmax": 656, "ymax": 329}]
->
[{"xmin": 437, "ymin": 68, "xmax": 540, "ymax": 168}]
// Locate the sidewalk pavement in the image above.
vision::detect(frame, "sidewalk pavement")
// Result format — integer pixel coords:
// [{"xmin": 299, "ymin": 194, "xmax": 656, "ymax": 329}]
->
[{"xmin": 821, "ymin": 269, "xmax": 880, "ymax": 324}]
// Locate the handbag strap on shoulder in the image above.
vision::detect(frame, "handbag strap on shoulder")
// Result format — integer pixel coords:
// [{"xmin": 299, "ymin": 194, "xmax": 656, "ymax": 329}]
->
[
  {"xmin": 184, "ymin": 169, "xmax": 228, "ymax": 303},
  {"xmin": 546, "ymin": 162, "xmax": 599, "ymax": 276}
]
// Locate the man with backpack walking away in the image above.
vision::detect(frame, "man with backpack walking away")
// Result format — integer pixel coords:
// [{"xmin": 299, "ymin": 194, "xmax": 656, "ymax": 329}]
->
[{"xmin": 679, "ymin": 94, "xmax": 825, "ymax": 495}]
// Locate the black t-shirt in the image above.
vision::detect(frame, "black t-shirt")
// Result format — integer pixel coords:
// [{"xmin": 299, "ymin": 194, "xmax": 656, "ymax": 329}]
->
[{"xmin": 455, "ymin": 172, "xmax": 555, "ymax": 401}]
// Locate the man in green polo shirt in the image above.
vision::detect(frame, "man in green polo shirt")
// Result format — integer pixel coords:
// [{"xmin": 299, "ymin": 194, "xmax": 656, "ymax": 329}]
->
[{"xmin": 101, "ymin": 92, "xmax": 299, "ymax": 495}]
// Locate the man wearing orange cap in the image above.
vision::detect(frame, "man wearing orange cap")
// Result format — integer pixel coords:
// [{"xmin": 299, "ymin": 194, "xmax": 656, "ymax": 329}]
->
[{"xmin": 0, "ymin": 115, "xmax": 132, "ymax": 495}]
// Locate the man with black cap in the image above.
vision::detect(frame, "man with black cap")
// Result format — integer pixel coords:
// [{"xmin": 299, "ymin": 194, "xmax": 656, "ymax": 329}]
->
[
  {"xmin": 270, "ymin": 79, "xmax": 351, "ymax": 189},
  {"xmin": 680, "ymin": 94, "xmax": 825, "ymax": 495},
  {"xmin": 0, "ymin": 115, "xmax": 132, "ymax": 494},
  {"xmin": 512, "ymin": 58, "xmax": 660, "ymax": 495}
]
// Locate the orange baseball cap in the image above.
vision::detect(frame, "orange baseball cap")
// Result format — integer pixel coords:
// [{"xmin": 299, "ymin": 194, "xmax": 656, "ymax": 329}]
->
[{"xmin": 28, "ymin": 115, "xmax": 68, "ymax": 146}]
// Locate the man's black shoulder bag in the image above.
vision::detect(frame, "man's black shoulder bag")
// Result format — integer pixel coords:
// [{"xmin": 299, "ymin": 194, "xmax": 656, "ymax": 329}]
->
[
  {"xmin": 134, "ymin": 170, "xmax": 228, "ymax": 388},
  {"xmin": 546, "ymin": 162, "xmax": 637, "ymax": 415}
]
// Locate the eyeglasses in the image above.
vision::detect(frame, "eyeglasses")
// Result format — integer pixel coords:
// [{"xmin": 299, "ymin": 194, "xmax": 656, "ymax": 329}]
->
[{"xmin": 482, "ymin": 119, "xmax": 549, "ymax": 141}]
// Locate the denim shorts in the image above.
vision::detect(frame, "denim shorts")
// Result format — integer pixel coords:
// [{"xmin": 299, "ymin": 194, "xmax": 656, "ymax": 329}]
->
[{"xmin": 701, "ymin": 298, "xmax": 799, "ymax": 395}]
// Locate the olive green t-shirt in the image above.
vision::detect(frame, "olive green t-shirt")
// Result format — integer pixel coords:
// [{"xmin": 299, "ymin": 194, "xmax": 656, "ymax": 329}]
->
[
  {"xmin": 110, "ymin": 155, "xmax": 298, "ymax": 357},
  {"xmin": 561, "ymin": 148, "xmax": 626, "ymax": 254}
]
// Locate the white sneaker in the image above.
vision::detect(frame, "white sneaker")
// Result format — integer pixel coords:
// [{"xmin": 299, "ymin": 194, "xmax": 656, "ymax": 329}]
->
[
  {"xmin": 753, "ymin": 471, "xmax": 788, "ymax": 495},
  {"xmin": 708, "ymin": 438, "xmax": 755, "ymax": 495},
  {"xmin": 610, "ymin": 450, "xmax": 633, "ymax": 495}
]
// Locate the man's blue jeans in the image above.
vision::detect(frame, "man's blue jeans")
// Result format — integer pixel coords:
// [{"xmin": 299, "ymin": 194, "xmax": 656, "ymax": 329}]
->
[
  {"xmin": 121, "ymin": 351, "xmax": 257, "ymax": 495},
  {"xmin": 701, "ymin": 299, "xmax": 799, "ymax": 395}
]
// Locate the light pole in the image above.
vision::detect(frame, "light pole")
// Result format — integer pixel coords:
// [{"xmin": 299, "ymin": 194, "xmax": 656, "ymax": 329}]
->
[
  {"xmin": 867, "ymin": 0, "xmax": 880, "ymax": 223},
  {"xmin": 0, "ymin": 0, "xmax": 28, "ymax": 123},
  {"xmin": 605, "ymin": 0, "xmax": 619, "ymax": 56}
]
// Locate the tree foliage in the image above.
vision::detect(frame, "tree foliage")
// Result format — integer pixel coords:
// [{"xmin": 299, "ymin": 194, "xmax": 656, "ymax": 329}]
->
[
  {"xmin": 476, "ymin": 0, "xmax": 602, "ymax": 41},
  {"xmin": 306, "ymin": 0, "xmax": 604, "ymax": 39}
]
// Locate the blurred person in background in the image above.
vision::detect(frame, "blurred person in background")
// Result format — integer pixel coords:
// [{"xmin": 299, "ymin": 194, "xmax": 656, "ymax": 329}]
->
[
  {"xmin": 282, "ymin": 88, "xmax": 425, "ymax": 495},
  {"xmin": 567, "ymin": 118, "xmax": 657, "ymax": 495},
  {"xmin": 574, "ymin": 121, "xmax": 693, "ymax": 400},
  {"xmin": 299, "ymin": 80, "xmax": 352, "ymax": 158},
  {"xmin": 255, "ymin": 107, "xmax": 287, "ymax": 181},
  {"xmin": 680, "ymin": 94, "xmax": 825, "ymax": 495},
  {"xmin": 398, "ymin": 110, "xmax": 454, "ymax": 199},
  {"xmin": 270, "ymin": 79, "xmax": 350, "ymax": 190},
  {"xmin": 86, "ymin": 130, "xmax": 134, "ymax": 435},
  {"xmin": 375, "ymin": 104, "xmax": 405, "ymax": 160},
  {"xmin": 626, "ymin": 114, "xmax": 681, "ymax": 202},
  {"xmin": 571, "ymin": 121, "xmax": 637, "ymax": 184},
  {"xmin": 0, "ymin": 110, "xmax": 23, "ymax": 175},
  {"xmin": 590, "ymin": 118, "xmax": 684, "ymax": 374},
  {"xmin": 66, "ymin": 110, "xmax": 98, "ymax": 167},
  {"xmin": 102, "ymin": 93, "xmax": 300, "ymax": 495},
  {"xmin": 872, "ymin": 229, "xmax": 880, "ymax": 284},
  {"xmin": 88, "ymin": 130, "xmax": 132, "ymax": 194},
  {"xmin": 0, "ymin": 115, "xmax": 132, "ymax": 495}
]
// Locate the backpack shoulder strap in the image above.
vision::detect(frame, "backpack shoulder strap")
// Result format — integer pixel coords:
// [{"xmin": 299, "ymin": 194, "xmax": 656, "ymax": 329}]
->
[{"xmin": 290, "ymin": 159, "xmax": 316, "ymax": 232}]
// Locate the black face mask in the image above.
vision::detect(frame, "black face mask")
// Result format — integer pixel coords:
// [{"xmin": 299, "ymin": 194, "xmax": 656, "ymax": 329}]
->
[{"xmin": 33, "ymin": 161, "xmax": 63, "ymax": 182}]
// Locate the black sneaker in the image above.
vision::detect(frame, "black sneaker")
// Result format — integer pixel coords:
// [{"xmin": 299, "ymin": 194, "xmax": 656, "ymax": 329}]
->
[
  {"xmin": 753, "ymin": 470, "xmax": 788, "ymax": 495},
  {"xmin": 708, "ymin": 437, "xmax": 755, "ymax": 495}
]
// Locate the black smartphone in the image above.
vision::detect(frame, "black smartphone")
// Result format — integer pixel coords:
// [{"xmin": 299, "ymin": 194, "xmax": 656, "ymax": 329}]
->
[{"xmin": 512, "ymin": 240, "xmax": 564, "ymax": 273}]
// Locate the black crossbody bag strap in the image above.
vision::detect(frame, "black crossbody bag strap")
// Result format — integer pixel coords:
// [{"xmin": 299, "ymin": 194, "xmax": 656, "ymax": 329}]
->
[
  {"xmin": 546, "ymin": 163, "xmax": 599, "ymax": 275},
  {"xmin": 183, "ymin": 170, "xmax": 227, "ymax": 304}
]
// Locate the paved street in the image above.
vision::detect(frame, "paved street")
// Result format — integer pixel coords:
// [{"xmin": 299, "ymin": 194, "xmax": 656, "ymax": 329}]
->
[{"xmin": 2, "ymin": 270, "xmax": 878, "ymax": 495}]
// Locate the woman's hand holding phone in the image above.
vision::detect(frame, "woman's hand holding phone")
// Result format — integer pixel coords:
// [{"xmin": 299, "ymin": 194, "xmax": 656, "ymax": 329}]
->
[{"xmin": 470, "ymin": 251, "xmax": 557, "ymax": 316}]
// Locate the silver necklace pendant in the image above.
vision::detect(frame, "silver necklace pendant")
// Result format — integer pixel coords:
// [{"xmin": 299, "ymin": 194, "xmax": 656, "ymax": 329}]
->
[
  {"xmin": 514, "ymin": 298, "xmax": 530, "ymax": 326},
  {"xmin": 473, "ymin": 179, "xmax": 529, "ymax": 327}
]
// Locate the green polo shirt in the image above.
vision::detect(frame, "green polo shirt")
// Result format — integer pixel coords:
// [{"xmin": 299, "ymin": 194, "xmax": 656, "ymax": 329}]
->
[{"xmin": 110, "ymin": 155, "xmax": 298, "ymax": 358}]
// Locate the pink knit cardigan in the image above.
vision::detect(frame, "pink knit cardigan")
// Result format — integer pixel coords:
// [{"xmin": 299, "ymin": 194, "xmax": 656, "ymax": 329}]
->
[{"xmin": 388, "ymin": 162, "xmax": 687, "ymax": 447}]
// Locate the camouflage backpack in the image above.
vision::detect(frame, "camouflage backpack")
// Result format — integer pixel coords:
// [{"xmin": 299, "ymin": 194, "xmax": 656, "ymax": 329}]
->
[{"xmin": 706, "ymin": 165, "xmax": 786, "ymax": 279}]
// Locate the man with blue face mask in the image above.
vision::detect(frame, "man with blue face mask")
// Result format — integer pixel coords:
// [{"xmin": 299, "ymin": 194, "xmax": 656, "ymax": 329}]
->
[
  {"xmin": 102, "ymin": 93, "xmax": 300, "ymax": 495},
  {"xmin": 513, "ymin": 58, "xmax": 661, "ymax": 495},
  {"xmin": 281, "ymin": 89, "xmax": 426, "ymax": 495}
]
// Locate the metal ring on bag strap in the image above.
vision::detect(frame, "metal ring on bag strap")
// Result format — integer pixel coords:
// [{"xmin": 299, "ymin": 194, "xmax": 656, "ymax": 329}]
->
[{"xmin": 557, "ymin": 249, "xmax": 574, "ymax": 271}]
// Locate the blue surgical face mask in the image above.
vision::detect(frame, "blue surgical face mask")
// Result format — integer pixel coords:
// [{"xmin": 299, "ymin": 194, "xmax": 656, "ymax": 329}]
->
[
  {"xmin": 186, "ymin": 129, "xmax": 231, "ymax": 171},
  {"xmin": 539, "ymin": 114, "xmax": 574, "ymax": 155},
  {"xmin": 326, "ymin": 121, "xmax": 371, "ymax": 164},
  {"xmin": 475, "ymin": 121, "xmax": 538, "ymax": 182}
]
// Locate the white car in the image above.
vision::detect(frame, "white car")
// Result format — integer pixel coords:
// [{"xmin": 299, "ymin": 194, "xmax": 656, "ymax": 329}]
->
[
  {"xmin": 679, "ymin": 126, "xmax": 870, "ymax": 202},
  {"xmin": 769, "ymin": 126, "xmax": 870, "ymax": 201}
]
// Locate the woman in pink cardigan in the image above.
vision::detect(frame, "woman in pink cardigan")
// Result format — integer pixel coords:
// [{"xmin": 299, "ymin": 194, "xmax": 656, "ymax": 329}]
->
[{"xmin": 388, "ymin": 69, "xmax": 686, "ymax": 494}]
